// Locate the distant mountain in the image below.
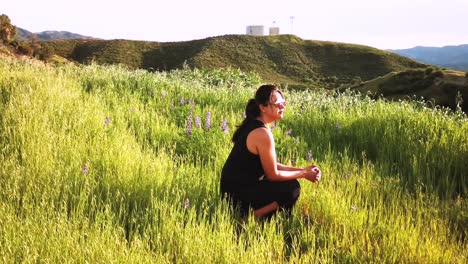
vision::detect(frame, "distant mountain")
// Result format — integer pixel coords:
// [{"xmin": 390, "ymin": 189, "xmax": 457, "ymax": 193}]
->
[
  {"xmin": 16, "ymin": 27, "xmax": 95, "ymax": 41},
  {"xmin": 389, "ymin": 45, "xmax": 468, "ymax": 71},
  {"xmin": 16, "ymin": 27, "xmax": 33, "ymax": 40}
]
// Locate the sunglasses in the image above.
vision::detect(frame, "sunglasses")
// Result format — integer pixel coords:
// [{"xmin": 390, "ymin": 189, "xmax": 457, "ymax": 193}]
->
[{"xmin": 269, "ymin": 100, "xmax": 287, "ymax": 108}]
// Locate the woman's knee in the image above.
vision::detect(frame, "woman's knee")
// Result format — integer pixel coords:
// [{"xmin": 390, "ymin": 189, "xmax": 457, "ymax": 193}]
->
[
  {"xmin": 280, "ymin": 180, "xmax": 300, "ymax": 208},
  {"xmin": 290, "ymin": 180, "xmax": 301, "ymax": 201}
]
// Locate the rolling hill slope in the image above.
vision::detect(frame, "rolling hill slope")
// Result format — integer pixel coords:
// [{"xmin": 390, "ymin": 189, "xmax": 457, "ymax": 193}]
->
[
  {"xmin": 350, "ymin": 68, "xmax": 468, "ymax": 112},
  {"xmin": 38, "ymin": 34, "xmax": 426, "ymax": 89}
]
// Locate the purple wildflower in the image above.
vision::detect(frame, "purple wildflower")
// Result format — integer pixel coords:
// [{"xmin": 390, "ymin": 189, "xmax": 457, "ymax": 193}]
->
[
  {"xmin": 205, "ymin": 111, "xmax": 211, "ymax": 131},
  {"xmin": 285, "ymin": 129, "xmax": 292, "ymax": 136},
  {"xmin": 195, "ymin": 116, "xmax": 201, "ymax": 129},
  {"xmin": 307, "ymin": 151, "xmax": 313, "ymax": 162},
  {"xmin": 184, "ymin": 198, "xmax": 190, "ymax": 209},
  {"xmin": 221, "ymin": 118, "xmax": 228, "ymax": 133},
  {"xmin": 104, "ymin": 116, "xmax": 111, "ymax": 125},
  {"xmin": 180, "ymin": 97, "xmax": 185, "ymax": 105},
  {"xmin": 186, "ymin": 117, "xmax": 192, "ymax": 137},
  {"xmin": 81, "ymin": 163, "xmax": 89, "ymax": 175},
  {"xmin": 188, "ymin": 99, "xmax": 194, "ymax": 105}
]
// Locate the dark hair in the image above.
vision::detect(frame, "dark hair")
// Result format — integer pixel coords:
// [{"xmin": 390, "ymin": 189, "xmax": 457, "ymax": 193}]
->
[{"xmin": 232, "ymin": 84, "xmax": 283, "ymax": 142}]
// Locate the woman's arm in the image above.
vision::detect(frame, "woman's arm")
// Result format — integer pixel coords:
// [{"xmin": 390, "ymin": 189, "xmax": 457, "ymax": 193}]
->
[
  {"xmin": 277, "ymin": 163, "xmax": 302, "ymax": 171},
  {"xmin": 248, "ymin": 128, "xmax": 318, "ymax": 181}
]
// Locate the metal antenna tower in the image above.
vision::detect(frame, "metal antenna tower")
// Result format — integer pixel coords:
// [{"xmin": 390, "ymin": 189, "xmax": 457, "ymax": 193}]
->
[{"xmin": 290, "ymin": 16, "xmax": 295, "ymax": 34}]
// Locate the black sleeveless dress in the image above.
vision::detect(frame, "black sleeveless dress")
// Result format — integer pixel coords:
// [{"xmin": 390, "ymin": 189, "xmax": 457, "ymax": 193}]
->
[{"xmin": 220, "ymin": 119, "xmax": 300, "ymax": 215}]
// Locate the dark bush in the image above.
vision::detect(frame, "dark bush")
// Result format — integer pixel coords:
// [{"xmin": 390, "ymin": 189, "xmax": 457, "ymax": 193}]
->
[
  {"xmin": 0, "ymin": 14, "xmax": 16, "ymax": 44},
  {"xmin": 17, "ymin": 42, "xmax": 33, "ymax": 56},
  {"xmin": 409, "ymin": 78, "xmax": 433, "ymax": 93},
  {"xmin": 430, "ymin": 70, "xmax": 444, "ymax": 79},
  {"xmin": 397, "ymin": 69, "xmax": 425, "ymax": 79},
  {"xmin": 38, "ymin": 45, "xmax": 55, "ymax": 61}
]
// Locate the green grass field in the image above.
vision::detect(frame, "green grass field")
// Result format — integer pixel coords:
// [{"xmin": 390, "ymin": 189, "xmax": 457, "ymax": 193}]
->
[{"xmin": 0, "ymin": 57, "xmax": 466, "ymax": 263}]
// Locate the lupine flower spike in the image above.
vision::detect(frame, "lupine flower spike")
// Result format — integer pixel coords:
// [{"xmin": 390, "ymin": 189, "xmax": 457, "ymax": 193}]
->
[
  {"xmin": 195, "ymin": 116, "xmax": 201, "ymax": 129},
  {"xmin": 221, "ymin": 118, "xmax": 228, "ymax": 133},
  {"xmin": 307, "ymin": 151, "xmax": 313, "ymax": 162},
  {"xmin": 205, "ymin": 111, "xmax": 211, "ymax": 131},
  {"xmin": 81, "ymin": 163, "xmax": 89, "ymax": 175},
  {"xmin": 186, "ymin": 117, "xmax": 192, "ymax": 137}
]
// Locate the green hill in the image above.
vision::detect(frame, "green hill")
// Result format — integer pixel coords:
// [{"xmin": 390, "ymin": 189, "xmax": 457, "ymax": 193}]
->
[
  {"xmin": 350, "ymin": 68, "xmax": 468, "ymax": 112},
  {"xmin": 37, "ymin": 34, "xmax": 426, "ymax": 89}
]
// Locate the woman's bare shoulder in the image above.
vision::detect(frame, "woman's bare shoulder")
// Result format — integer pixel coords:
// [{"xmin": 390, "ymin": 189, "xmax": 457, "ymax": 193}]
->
[{"xmin": 248, "ymin": 127, "xmax": 273, "ymax": 142}]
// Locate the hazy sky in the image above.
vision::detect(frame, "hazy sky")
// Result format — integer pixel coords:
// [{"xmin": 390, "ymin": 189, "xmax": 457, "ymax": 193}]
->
[{"xmin": 2, "ymin": 0, "xmax": 467, "ymax": 49}]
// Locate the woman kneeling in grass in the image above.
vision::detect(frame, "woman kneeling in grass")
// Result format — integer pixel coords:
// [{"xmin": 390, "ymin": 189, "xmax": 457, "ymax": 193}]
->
[{"xmin": 221, "ymin": 84, "xmax": 322, "ymax": 219}]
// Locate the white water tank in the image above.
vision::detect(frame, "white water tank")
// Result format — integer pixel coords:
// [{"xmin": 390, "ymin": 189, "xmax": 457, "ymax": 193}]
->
[
  {"xmin": 269, "ymin": 27, "xmax": 280, "ymax": 35},
  {"xmin": 246, "ymin": 25, "xmax": 264, "ymax": 36}
]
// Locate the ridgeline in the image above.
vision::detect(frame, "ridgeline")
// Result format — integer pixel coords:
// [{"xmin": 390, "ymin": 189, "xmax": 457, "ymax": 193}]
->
[{"xmin": 38, "ymin": 34, "xmax": 425, "ymax": 89}]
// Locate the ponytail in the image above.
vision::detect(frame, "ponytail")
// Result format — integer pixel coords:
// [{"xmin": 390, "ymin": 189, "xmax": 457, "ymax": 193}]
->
[{"xmin": 232, "ymin": 99, "xmax": 259, "ymax": 142}]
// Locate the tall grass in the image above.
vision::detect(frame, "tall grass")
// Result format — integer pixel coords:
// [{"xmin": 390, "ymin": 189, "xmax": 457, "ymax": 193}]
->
[{"xmin": 0, "ymin": 58, "xmax": 466, "ymax": 263}]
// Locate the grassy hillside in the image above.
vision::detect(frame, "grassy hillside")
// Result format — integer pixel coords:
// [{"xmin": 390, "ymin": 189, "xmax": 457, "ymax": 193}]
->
[
  {"xmin": 350, "ymin": 68, "xmax": 468, "ymax": 112},
  {"xmin": 38, "ymin": 35, "xmax": 426, "ymax": 89},
  {"xmin": 0, "ymin": 57, "xmax": 466, "ymax": 263}
]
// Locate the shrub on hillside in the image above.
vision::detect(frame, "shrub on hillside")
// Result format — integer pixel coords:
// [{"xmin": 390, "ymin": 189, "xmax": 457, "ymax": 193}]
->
[
  {"xmin": 408, "ymin": 78, "xmax": 433, "ymax": 93},
  {"xmin": 397, "ymin": 69, "xmax": 425, "ymax": 79},
  {"xmin": 424, "ymin": 67, "xmax": 434, "ymax": 75},
  {"xmin": 16, "ymin": 41, "xmax": 33, "ymax": 56},
  {"xmin": 0, "ymin": 14, "xmax": 16, "ymax": 44},
  {"xmin": 28, "ymin": 34, "xmax": 41, "ymax": 57},
  {"xmin": 37, "ymin": 45, "xmax": 55, "ymax": 61},
  {"xmin": 431, "ymin": 70, "xmax": 444, "ymax": 79}
]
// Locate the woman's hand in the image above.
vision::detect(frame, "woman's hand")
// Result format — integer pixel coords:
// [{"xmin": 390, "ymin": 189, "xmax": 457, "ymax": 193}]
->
[{"xmin": 304, "ymin": 165, "xmax": 321, "ymax": 183}]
